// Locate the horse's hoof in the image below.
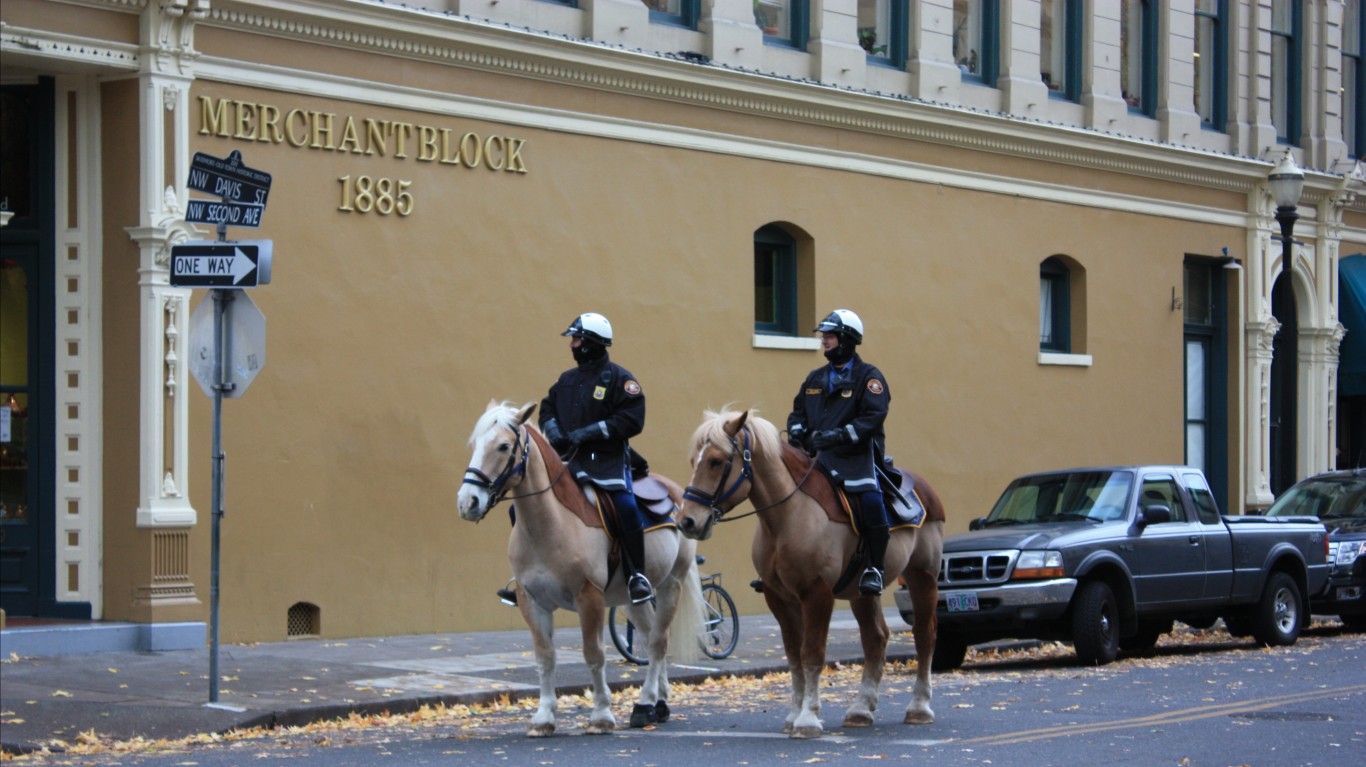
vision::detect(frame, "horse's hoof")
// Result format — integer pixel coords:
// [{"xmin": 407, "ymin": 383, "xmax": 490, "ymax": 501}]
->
[
  {"xmin": 790, "ymin": 725, "xmax": 823, "ymax": 739},
  {"xmin": 630, "ymin": 703, "xmax": 659, "ymax": 729},
  {"xmin": 903, "ymin": 710, "xmax": 935, "ymax": 725},
  {"xmin": 527, "ymin": 723, "xmax": 555, "ymax": 738},
  {"xmin": 585, "ymin": 720, "xmax": 615, "ymax": 735},
  {"xmin": 842, "ymin": 712, "xmax": 874, "ymax": 728},
  {"xmin": 654, "ymin": 700, "xmax": 671, "ymax": 723}
]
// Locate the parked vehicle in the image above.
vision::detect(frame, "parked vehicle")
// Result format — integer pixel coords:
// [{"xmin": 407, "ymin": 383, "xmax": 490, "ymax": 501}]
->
[
  {"xmin": 1265, "ymin": 468, "xmax": 1366, "ymax": 631},
  {"xmin": 895, "ymin": 466, "xmax": 1330, "ymax": 670}
]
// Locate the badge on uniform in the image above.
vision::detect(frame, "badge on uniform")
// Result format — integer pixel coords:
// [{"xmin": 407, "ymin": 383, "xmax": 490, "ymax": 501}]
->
[
  {"xmin": 624, "ymin": 380, "xmax": 642, "ymax": 395},
  {"xmin": 867, "ymin": 379, "xmax": 884, "ymax": 395},
  {"xmin": 593, "ymin": 386, "xmax": 607, "ymax": 400},
  {"xmin": 841, "ymin": 390, "xmax": 852, "ymax": 398}
]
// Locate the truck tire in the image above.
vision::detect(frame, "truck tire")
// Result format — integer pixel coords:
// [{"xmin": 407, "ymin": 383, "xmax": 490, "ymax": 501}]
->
[
  {"xmin": 1251, "ymin": 571, "xmax": 1303, "ymax": 647},
  {"xmin": 931, "ymin": 632, "xmax": 968, "ymax": 672},
  {"xmin": 1071, "ymin": 580, "xmax": 1119, "ymax": 666}
]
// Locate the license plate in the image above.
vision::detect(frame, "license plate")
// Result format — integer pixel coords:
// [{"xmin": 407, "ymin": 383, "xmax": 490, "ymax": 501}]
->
[{"xmin": 946, "ymin": 592, "xmax": 980, "ymax": 612}]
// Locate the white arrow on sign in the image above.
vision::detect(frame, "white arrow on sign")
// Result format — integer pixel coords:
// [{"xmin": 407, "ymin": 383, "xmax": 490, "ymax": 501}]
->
[{"xmin": 173, "ymin": 247, "xmax": 257, "ymax": 285}]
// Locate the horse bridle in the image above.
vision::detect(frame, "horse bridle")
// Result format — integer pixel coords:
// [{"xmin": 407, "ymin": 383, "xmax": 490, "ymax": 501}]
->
[
  {"xmin": 462, "ymin": 425, "xmax": 532, "ymax": 513},
  {"xmin": 682, "ymin": 426, "xmax": 754, "ymax": 525}
]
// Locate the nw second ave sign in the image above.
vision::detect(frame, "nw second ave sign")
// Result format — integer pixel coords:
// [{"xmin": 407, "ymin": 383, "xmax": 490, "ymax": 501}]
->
[{"xmin": 170, "ymin": 241, "xmax": 273, "ymax": 288}]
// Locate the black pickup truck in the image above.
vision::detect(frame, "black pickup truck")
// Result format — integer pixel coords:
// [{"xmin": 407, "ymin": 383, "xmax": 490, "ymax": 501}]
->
[{"xmin": 896, "ymin": 466, "xmax": 1331, "ymax": 669}]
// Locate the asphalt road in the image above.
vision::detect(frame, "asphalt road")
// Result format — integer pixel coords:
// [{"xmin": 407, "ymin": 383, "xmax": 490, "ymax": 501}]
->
[{"xmin": 10, "ymin": 625, "xmax": 1365, "ymax": 767}]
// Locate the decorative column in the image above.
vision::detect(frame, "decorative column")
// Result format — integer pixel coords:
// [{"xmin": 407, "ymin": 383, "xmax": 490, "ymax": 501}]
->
[
  {"xmin": 1242, "ymin": 183, "xmax": 1281, "ymax": 511},
  {"xmin": 123, "ymin": 0, "xmax": 208, "ymax": 609}
]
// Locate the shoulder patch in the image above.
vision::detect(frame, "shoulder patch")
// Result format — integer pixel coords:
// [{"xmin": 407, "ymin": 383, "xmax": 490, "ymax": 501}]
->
[
  {"xmin": 867, "ymin": 379, "xmax": 885, "ymax": 395},
  {"xmin": 624, "ymin": 380, "xmax": 642, "ymax": 396}
]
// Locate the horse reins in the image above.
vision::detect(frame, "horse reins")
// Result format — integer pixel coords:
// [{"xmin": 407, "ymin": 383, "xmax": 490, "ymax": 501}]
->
[{"xmin": 682, "ymin": 425, "xmax": 816, "ymax": 524}]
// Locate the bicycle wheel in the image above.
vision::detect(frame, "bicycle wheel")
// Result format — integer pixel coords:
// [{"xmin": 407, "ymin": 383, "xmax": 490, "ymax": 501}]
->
[
  {"xmin": 608, "ymin": 605, "xmax": 648, "ymax": 665},
  {"xmin": 699, "ymin": 583, "xmax": 739, "ymax": 659}
]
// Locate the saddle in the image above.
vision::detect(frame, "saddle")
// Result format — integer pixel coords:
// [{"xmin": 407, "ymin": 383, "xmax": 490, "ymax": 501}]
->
[
  {"xmin": 526, "ymin": 427, "xmax": 680, "ymax": 537},
  {"xmin": 777, "ymin": 443, "xmax": 934, "ymax": 530}
]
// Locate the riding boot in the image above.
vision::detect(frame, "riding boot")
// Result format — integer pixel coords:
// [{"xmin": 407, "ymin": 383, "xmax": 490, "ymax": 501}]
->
[
  {"xmin": 622, "ymin": 527, "xmax": 654, "ymax": 605},
  {"xmin": 856, "ymin": 491, "xmax": 892, "ymax": 596},
  {"xmin": 859, "ymin": 525, "xmax": 890, "ymax": 595}
]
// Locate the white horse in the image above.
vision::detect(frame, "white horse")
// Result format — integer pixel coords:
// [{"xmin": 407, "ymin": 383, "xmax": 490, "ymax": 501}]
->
[{"xmin": 456, "ymin": 401, "xmax": 703, "ymax": 736}]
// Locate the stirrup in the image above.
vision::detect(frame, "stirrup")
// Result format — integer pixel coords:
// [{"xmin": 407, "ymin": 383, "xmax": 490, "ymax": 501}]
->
[
  {"xmin": 497, "ymin": 580, "xmax": 517, "ymax": 606},
  {"xmin": 858, "ymin": 567, "xmax": 884, "ymax": 596},
  {"xmin": 628, "ymin": 573, "xmax": 655, "ymax": 605}
]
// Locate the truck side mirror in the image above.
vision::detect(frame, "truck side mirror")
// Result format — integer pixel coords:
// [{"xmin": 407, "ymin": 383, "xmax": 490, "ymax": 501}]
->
[
  {"xmin": 969, "ymin": 517, "xmax": 987, "ymax": 531},
  {"xmin": 1138, "ymin": 504, "xmax": 1172, "ymax": 528}
]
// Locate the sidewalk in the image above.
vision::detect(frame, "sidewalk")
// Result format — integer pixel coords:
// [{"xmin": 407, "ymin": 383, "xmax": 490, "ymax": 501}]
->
[{"xmin": 1, "ymin": 606, "xmax": 922, "ymax": 754}]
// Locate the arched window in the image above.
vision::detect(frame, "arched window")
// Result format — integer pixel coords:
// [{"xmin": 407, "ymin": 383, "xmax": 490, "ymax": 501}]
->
[
  {"xmin": 755, "ymin": 225, "xmax": 798, "ymax": 336},
  {"xmin": 1040, "ymin": 256, "xmax": 1071, "ymax": 353}
]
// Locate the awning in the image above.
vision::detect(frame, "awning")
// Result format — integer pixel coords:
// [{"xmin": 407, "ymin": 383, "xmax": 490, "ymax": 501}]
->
[{"xmin": 1341, "ymin": 255, "xmax": 1366, "ymax": 396}]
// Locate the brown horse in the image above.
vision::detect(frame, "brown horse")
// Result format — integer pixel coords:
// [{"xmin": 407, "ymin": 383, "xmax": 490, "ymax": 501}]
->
[
  {"xmin": 678, "ymin": 408, "xmax": 944, "ymax": 739},
  {"xmin": 457, "ymin": 401, "xmax": 703, "ymax": 737}
]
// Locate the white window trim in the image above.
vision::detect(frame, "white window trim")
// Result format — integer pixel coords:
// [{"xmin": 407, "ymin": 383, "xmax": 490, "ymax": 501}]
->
[
  {"xmin": 1039, "ymin": 352, "xmax": 1093, "ymax": 366},
  {"xmin": 753, "ymin": 334, "xmax": 821, "ymax": 350}
]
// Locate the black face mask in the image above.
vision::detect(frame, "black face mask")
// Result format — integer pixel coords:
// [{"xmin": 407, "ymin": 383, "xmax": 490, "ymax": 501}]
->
[
  {"xmin": 824, "ymin": 337, "xmax": 855, "ymax": 366},
  {"xmin": 573, "ymin": 341, "xmax": 607, "ymax": 365}
]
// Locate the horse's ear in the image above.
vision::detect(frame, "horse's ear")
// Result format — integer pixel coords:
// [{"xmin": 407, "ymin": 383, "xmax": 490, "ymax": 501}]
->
[
  {"xmin": 486, "ymin": 398, "xmax": 500, "ymax": 411},
  {"xmin": 724, "ymin": 410, "xmax": 749, "ymax": 436},
  {"xmin": 515, "ymin": 402, "xmax": 537, "ymax": 425}
]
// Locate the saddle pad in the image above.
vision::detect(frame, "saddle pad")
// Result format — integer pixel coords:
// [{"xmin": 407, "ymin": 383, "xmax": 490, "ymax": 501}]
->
[
  {"xmin": 778, "ymin": 443, "xmax": 845, "ymax": 524},
  {"xmin": 778, "ymin": 443, "xmax": 945, "ymax": 528},
  {"xmin": 526, "ymin": 427, "xmax": 602, "ymax": 528}
]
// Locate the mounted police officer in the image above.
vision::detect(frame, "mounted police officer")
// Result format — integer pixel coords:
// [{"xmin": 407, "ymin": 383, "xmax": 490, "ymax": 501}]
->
[
  {"xmin": 786, "ymin": 309, "xmax": 892, "ymax": 595},
  {"xmin": 540, "ymin": 312, "xmax": 654, "ymax": 604}
]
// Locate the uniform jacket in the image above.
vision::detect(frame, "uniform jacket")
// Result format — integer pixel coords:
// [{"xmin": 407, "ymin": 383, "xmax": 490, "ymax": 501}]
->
[
  {"xmin": 786, "ymin": 353, "xmax": 890, "ymax": 492},
  {"xmin": 540, "ymin": 353, "xmax": 645, "ymax": 491}
]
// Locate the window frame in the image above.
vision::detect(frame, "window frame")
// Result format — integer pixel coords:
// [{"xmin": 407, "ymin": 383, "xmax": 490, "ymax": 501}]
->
[
  {"xmin": 757, "ymin": 0, "xmax": 810, "ymax": 50},
  {"xmin": 1122, "ymin": 0, "xmax": 1159, "ymax": 117},
  {"xmin": 1042, "ymin": 0, "xmax": 1082, "ymax": 102},
  {"xmin": 1346, "ymin": 0, "xmax": 1365, "ymax": 158},
  {"xmin": 1270, "ymin": 0, "xmax": 1303, "ymax": 144},
  {"xmin": 1193, "ymin": 0, "xmax": 1228, "ymax": 131},
  {"xmin": 1040, "ymin": 256, "xmax": 1071, "ymax": 354},
  {"xmin": 859, "ymin": 0, "xmax": 909, "ymax": 69},
  {"xmin": 955, "ymin": 0, "xmax": 1000, "ymax": 86},
  {"xmin": 646, "ymin": 0, "xmax": 699, "ymax": 29},
  {"xmin": 754, "ymin": 226, "xmax": 799, "ymax": 337}
]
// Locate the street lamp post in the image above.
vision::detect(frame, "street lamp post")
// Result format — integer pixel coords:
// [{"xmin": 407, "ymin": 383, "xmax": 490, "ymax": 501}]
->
[{"xmin": 1268, "ymin": 149, "xmax": 1306, "ymax": 261}]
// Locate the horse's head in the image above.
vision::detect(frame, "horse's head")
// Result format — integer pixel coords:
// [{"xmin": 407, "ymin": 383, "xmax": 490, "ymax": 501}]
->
[
  {"xmin": 457, "ymin": 400, "xmax": 536, "ymax": 522},
  {"xmin": 679, "ymin": 408, "xmax": 756, "ymax": 540}
]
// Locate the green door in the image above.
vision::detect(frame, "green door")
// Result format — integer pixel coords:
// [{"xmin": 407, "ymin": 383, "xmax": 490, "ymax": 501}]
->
[{"xmin": 1, "ymin": 81, "xmax": 56, "ymax": 617}]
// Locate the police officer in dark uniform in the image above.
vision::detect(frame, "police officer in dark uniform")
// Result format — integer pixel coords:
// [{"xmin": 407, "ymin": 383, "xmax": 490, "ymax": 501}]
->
[
  {"xmin": 540, "ymin": 312, "xmax": 654, "ymax": 604},
  {"xmin": 786, "ymin": 309, "xmax": 892, "ymax": 595}
]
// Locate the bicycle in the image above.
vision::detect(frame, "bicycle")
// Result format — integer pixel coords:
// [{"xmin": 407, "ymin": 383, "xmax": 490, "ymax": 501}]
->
[{"xmin": 608, "ymin": 556, "xmax": 740, "ymax": 664}]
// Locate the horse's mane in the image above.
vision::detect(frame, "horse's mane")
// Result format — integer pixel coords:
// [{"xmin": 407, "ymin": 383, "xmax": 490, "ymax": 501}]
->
[
  {"xmin": 690, "ymin": 407, "xmax": 782, "ymax": 462},
  {"xmin": 469, "ymin": 400, "xmax": 541, "ymax": 446}
]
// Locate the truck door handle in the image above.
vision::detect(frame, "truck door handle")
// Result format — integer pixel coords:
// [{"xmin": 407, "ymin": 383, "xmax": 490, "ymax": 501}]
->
[{"xmin": 1189, "ymin": 536, "xmax": 1201, "ymax": 545}]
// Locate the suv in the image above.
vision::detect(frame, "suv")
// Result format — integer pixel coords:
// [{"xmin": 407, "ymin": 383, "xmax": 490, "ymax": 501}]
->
[{"xmin": 1265, "ymin": 469, "xmax": 1366, "ymax": 631}]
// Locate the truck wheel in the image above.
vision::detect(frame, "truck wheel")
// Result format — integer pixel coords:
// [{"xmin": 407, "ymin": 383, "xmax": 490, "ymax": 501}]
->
[
  {"xmin": 1251, "ymin": 572, "xmax": 1303, "ymax": 647},
  {"xmin": 1119, "ymin": 619, "xmax": 1171, "ymax": 653},
  {"xmin": 1071, "ymin": 580, "xmax": 1119, "ymax": 666},
  {"xmin": 931, "ymin": 632, "xmax": 968, "ymax": 671}
]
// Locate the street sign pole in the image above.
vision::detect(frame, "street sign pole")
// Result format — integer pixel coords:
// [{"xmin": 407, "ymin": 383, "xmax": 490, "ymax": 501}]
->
[{"xmin": 208, "ymin": 288, "xmax": 235, "ymax": 705}]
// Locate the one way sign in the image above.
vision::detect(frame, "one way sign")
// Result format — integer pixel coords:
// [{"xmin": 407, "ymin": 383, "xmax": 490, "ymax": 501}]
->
[{"xmin": 170, "ymin": 240, "xmax": 273, "ymax": 288}]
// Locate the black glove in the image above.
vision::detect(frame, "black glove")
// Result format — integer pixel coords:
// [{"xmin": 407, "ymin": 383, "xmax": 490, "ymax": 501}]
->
[
  {"xmin": 543, "ymin": 419, "xmax": 569, "ymax": 451},
  {"xmin": 787, "ymin": 424, "xmax": 807, "ymax": 449},
  {"xmin": 810, "ymin": 429, "xmax": 848, "ymax": 451},
  {"xmin": 568, "ymin": 423, "xmax": 603, "ymax": 446}
]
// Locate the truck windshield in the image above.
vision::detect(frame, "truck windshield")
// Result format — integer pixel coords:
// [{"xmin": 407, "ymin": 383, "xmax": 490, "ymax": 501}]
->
[
  {"xmin": 1266, "ymin": 477, "xmax": 1366, "ymax": 519},
  {"xmin": 984, "ymin": 470, "xmax": 1135, "ymax": 525}
]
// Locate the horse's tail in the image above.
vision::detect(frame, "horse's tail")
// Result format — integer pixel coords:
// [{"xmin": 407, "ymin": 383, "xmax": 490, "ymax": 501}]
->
[{"xmin": 668, "ymin": 545, "xmax": 706, "ymax": 664}]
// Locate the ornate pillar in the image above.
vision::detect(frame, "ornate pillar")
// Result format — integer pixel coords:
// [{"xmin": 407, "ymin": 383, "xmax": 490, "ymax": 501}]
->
[
  {"xmin": 123, "ymin": 1, "xmax": 208, "ymax": 609},
  {"xmin": 1243, "ymin": 182, "xmax": 1280, "ymax": 510}
]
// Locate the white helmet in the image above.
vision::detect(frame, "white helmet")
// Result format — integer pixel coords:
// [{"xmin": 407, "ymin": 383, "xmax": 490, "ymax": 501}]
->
[
  {"xmin": 814, "ymin": 309, "xmax": 863, "ymax": 344},
  {"xmin": 562, "ymin": 312, "xmax": 613, "ymax": 346}
]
